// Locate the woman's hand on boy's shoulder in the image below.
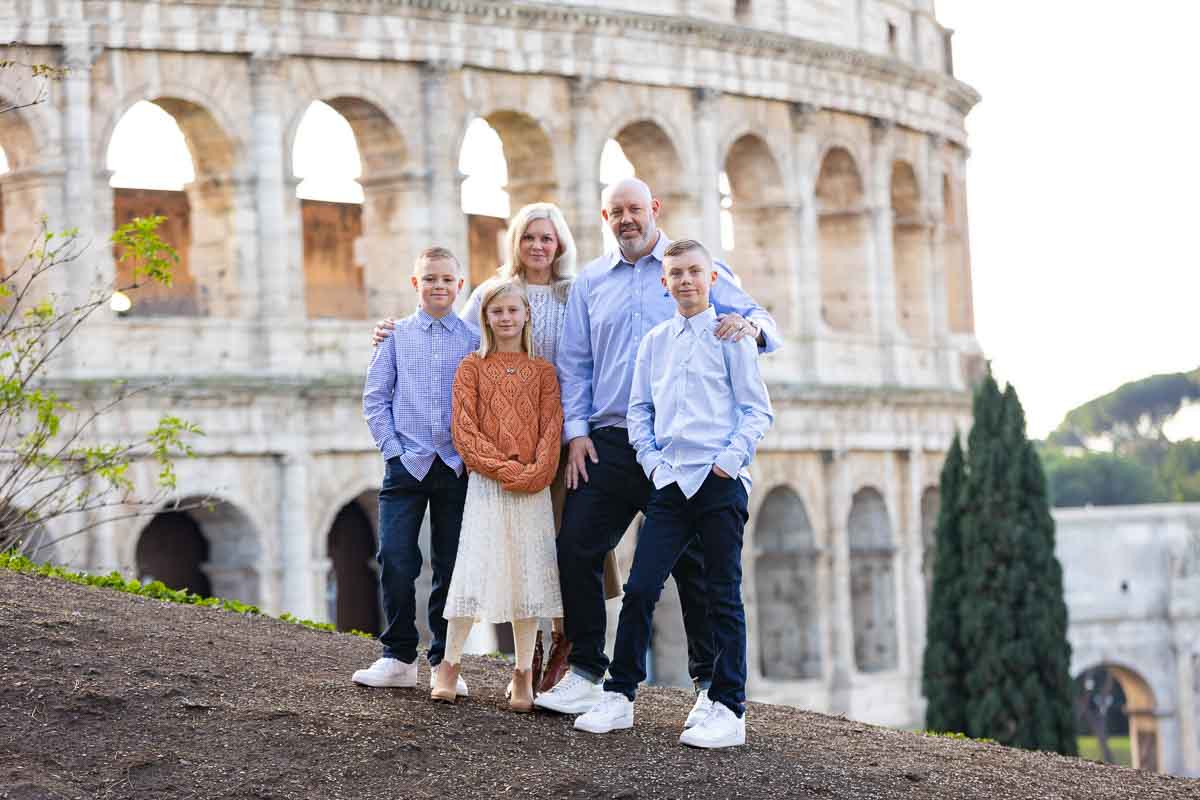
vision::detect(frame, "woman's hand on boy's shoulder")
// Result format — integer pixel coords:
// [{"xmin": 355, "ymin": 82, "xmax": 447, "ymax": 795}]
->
[{"xmin": 371, "ymin": 318, "xmax": 396, "ymax": 347}]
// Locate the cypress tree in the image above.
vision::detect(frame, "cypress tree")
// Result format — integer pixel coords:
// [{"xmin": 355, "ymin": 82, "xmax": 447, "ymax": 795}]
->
[
  {"xmin": 922, "ymin": 433, "xmax": 967, "ymax": 733},
  {"xmin": 952, "ymin": 374, "xmax": 1078, "ymax": 755}
]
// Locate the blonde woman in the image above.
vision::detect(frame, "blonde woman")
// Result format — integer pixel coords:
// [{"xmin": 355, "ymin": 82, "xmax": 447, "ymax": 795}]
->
[
  {"xmin": 371, "ymin": 203, "xmax": 621, "ymax": 690},
  {"xmin": 436, "ymin": 278, "xmax": 562, "ymax": 711}
]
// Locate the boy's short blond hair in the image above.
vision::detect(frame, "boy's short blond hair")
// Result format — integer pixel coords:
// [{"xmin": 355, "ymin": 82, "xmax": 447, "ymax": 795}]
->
[
  {"xmin": 662, "ymin": 239, "xmax": 712, "ymax": 265},
  {"xmin": 413, "ymin": 246, "xmax": 462, "ymax": 275}
]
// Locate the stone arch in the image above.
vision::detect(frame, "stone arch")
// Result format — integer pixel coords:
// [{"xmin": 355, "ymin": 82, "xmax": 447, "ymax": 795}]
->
[
  {"xmin": 606, "ymin": 117, "xmax": 693, "ymax": 239},
  {"xmin": 754, "ymin": 486, "xmax": 822, "ymax": 680},
  {"xmin": 891, "ymin": 160, "xmax": 931, "ymax": 339},
  {"xmin": 484, "ymin": 109, "xmax": 559, "ymax": 211},
  {"xmin": 1076, "ymin": 662, "xmax": 1160, "ymax": 771},
  {"xmin": 135, "ymin": 496, "xmax": 263, "ymax": 604},
  {"xmin": 723, "ymin": 133, "xmax": 793, "ymax": 331},
  {"xmin": 325, "ymin": 493, "xmax": 382, "ymax": 635},
  {"xmin": 0, "ymin": 104, "xmax": 49, "ymax": 279},
  {"xmin": 815, "ymin": 146, "xmax": 871, "ymax": 334},
  {"xmin": 106, "ymin": 96, "xmax": 240, "ymax": 316},
  {"xmin": 942, "ymin": 174, "xmax": 974, "ymax": 334},
  {"xmin": 847, "ymin": 486, "xmax": 898, "ymax": 672},
  {"xmin": 295, "ymin": 95, "xmax": 411, "ymax": 320},
  {"xmin": 920, "ymin": 486, "xmax": 940, "ymax": 599}
]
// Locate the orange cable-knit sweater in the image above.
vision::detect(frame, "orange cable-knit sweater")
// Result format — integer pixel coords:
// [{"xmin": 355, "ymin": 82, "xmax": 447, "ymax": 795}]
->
[{"xmin": 451, "ymin": 351, "xmax": 563, "ymax": 494}]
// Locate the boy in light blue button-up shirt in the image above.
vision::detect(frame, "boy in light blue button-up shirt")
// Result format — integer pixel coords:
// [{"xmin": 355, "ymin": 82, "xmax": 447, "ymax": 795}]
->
[{"xmin": 574, "ymin": 239, "xmax": 773, "ymax": 749}]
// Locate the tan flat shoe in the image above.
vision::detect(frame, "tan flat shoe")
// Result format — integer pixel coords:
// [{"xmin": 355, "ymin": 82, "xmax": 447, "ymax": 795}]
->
[
  {"xmin": 509, "ymin": 668, "xmax": 534, "ymax": 713},
  {"xmin": 431, "ymin": 661, "xmax": 461, "ymax": 703}
]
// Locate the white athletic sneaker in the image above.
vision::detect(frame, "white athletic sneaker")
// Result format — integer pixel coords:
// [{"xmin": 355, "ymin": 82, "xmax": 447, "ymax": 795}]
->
[
  {"xmin": 351, "ymin": 657, "xmax": 417, "ymax": 688},
  {"xmin": 684, "ymin": 689, "xmax": 714, "ymax": 729},
  {"xmin": 574, "ymin": 691, "xmax": 635, "ymax": 734},
  {"xmin": 678, "ymin": 702, "xmax": 746, "ymax": 749},
  {"xmin": 430, "ymin": 663, "xmax": 470, "ymax": 697},
  {"xmin": 532, "ymin": 671, "xmax": 602, "ymax": 714}
]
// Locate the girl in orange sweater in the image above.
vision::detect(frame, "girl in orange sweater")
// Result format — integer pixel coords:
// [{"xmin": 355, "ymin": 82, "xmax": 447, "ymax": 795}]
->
[{"xmin": 434, "ymin": 278, "xmax": 564, "ymax": 711}]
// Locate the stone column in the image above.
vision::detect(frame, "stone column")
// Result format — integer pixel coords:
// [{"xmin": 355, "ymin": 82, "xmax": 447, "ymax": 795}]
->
[
  {"xmin": 569, "ymin": 77, "xmax": 603, "ymax": 259},
  {"xmin": 905, "ymin": 447, "xmax": 928, "ymax": 720},
  {"xmin": 924, "ymin": 135, "xmax": 953, "ymax": 386},
  {"xmin": 1173, "ymin": 635, "xmax": 1200, "ymax": 776},
  {"xmin": 791, "ymin": 103, "xmax": 822, "ymax": 382},
  {"xmin": 277, "ymin": 451, "xmax": 317, "ymax": 619},
  {"xmin": 249, "ymin": 52, "xmax": 301, "ymax": 371},
  {"xmin": 692, "ymin": 88, "xmax": 723, "ymax": 259},
  {"xmin": 62, "ymin": 37, "xmax": 96, "ymax": 268},
  {"xmin": 421, "ymin": 61, "xmax": 466, "ymax": 255},
  {"xmin": 823, "ymin": 449, "xmax": 855, "ymax": 714},
  {"xmin": 869, "ymin": 118, "xmax": 900, "ymax": 383}
]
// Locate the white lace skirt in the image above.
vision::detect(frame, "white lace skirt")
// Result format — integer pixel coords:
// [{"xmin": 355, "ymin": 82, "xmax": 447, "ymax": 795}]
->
[{"xmin": 443, "ymin": 473, "xmax": 563, "ymax": 624}]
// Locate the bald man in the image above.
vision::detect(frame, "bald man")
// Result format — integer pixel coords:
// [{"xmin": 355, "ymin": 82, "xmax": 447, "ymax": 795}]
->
[{"xmin": 534, "ymin": 178, "xmax": 781, "ymax": 727}]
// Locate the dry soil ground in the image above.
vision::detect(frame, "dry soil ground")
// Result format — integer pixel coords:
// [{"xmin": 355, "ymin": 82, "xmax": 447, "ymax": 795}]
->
[{"xmin": 0, "ymin": 569, "xmax": 1195, "ymax": 799}]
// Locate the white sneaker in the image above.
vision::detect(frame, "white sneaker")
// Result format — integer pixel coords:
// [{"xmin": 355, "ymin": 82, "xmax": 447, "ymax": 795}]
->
[
  {"xmin": 351, "ymin": 657, "xmax": 417, "ymax": 688},
  {"xmin": 532, "ymin": 671, "xmax": 602, "ymax": 714},
  {"xmin": 574, "ymin": 692, "xmax": 634, "ymax": 734},
  {"xmin": 684, "ymin": 689, "xmax": 714, "ymax": 729},
  {"xmin": 678, "ymin": 702, "xmax": 746, "ymax": 749},
  {"xmin": 430, "ymin": 663, "xmax": 470, "ymax": 697}
]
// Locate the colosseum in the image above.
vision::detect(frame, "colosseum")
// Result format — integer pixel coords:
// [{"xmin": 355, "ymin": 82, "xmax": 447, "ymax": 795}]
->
[{"xmin": 3, "ymin": 0, "xmax": 981, "ymax": 729}]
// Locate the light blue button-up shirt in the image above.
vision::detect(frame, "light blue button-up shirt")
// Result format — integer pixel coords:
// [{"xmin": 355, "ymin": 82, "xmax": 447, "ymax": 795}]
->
[
  {"xmin": 556, "ymin": 234, "xmax": 780, "ymax": 442},
  {"xmin": 628, "ymin": 305, "xmax": 774, "ymax": 499},
  {"xmin": 362, "ymin": 309, "xmax": 480, "ymax": 479}
]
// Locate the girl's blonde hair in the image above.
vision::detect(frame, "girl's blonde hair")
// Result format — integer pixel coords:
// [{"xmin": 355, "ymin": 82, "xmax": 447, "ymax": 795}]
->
[
  {"xmin": 476, "ymin": 278, "xmax": 535, "ymax": 358},
  {"xmin": 500, "ymin": 202, "xmax": 577, "ymax": 303}
]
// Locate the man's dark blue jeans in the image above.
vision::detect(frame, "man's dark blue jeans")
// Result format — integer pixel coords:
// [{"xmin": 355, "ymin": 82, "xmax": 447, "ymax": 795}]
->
[
  {"xmin": 557, "ymin": 425, "xmax": 716, "ymax": 688},
  {"xmin": 604, "ymin": 472, "xmax": 750, "ymax": 716},
  {"xmin": 377, "ymin": 456, "xmax": 467, "ymax": 666}
]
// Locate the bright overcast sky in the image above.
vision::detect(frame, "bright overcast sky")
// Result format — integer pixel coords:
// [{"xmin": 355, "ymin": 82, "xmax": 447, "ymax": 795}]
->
[{"xmin": 936, "ymin": 0, "xmax": 1200, "ymax": 436}]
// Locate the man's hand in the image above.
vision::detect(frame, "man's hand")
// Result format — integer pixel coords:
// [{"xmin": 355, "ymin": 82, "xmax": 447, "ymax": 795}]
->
[
  {"xmin": 712, "ymin": 465, "xmax": 733, "ymax": 479},
  {"xmin": 372, "ymin": 318, "xmax": 397, "ymax": 346},
  {"xmin": 714, "ymin": 313, "xmax": 759, "ymax": 344},
  {"xmin": 565, "ymin": 436, "xmax": 599, "ymax": 490}
]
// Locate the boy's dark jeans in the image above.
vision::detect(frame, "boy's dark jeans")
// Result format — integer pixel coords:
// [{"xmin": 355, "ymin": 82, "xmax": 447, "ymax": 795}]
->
[
  {"xmin": 557, "ymin": 425, "xmax": 716, "ymax": 689},
  {"xmin": 377, "ymin": 456, "xmax": 467, "ymax": 666},
  {"xmin": 604, "ymin": 473, "xmax": 750, "ymax": 716}
]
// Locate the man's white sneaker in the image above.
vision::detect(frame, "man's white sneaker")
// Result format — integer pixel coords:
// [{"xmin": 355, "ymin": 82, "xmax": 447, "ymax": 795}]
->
[
  {"xmin": 532, "ymin": 671, "xmax": 602, "ymax": 714},
  {"xmin": 351, "ymin": 657, "xmax": 417, "ymax": 688},
  {"xmin": 678, "ymin": 702, "xmax": 746, "ymax": 749},
  {"xmin": 574, "ymin": 692, "xmax": 634, "ymax": 734},
  {"xmin": 430, "ymin": 663, "xmax": 469, "ymax": 697},
  {"xmin": 684, "ymin": 689, "xmax": 714, "ymax": 729}
]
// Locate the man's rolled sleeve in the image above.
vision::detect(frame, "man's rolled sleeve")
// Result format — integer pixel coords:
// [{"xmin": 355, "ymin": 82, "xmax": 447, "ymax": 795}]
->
[
  {"xmin": 711, "ymin": 262, "xmax": 782, "ymax": 355},
  {"xmin": 556, "ymin": 275, "xmax": 596, "ymax": 441}
]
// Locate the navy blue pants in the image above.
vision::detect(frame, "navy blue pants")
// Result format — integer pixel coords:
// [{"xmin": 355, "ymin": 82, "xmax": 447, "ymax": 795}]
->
[
  {"xmin": 604, "ymin": 473, "xmax": 749, "ymax": 716},
  {"xmin": 557, "ymin": 426, "xmax": 716, "ymax": 687},
  {"xmin": 376, "ymin": 456, "xmax": 467, "ymax": 666}
]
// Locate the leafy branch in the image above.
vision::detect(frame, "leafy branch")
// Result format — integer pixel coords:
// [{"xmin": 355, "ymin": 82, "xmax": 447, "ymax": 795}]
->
[{"xmin": 0, "ymin": 218, "xmax": 204, "ymax": 557}]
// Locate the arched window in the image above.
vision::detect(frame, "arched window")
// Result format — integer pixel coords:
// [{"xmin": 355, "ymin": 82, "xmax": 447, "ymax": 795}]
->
[
  {"xmin": 815, "ymin": 148, "xmax": 870, "ymax": 334},
  {"xmin": 847, "ymin": 487, "xmax": 898, "ymax": 672},
  {"xmin": 891, "ymin": 161, "xmax": 931, "ymax": 339},
  {"xmin": 755, "ymin": 487, "xmax": 821, "ymax": 679}
]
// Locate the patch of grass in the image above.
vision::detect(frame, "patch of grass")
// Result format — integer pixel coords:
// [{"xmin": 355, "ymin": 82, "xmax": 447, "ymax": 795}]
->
[
  {"xmin": 1078, "ymin": 735, "xmax": 1132, "ymax": 766},
  {"xmin": 0, "ymin": 550, "xmax": 374, "ymax": 639},
  {"xmin": 920, "ymin": 730, "xmax": 998, "ymax": 745}
]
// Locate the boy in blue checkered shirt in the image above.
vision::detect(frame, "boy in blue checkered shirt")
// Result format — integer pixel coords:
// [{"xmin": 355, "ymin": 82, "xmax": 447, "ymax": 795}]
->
[{"xmin": 356, "ymin": 247, "xmax": 479, "ymax": 696}]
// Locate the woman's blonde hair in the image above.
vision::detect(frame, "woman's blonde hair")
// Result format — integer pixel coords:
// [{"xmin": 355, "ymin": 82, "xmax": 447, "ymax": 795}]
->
[
  {"xmin": 476, "ymin": 278, "xmax": 535, "ymax": 358},
  {"xmin": 500, "ymin": 202, "xmax": 576, "ymax": 303}
]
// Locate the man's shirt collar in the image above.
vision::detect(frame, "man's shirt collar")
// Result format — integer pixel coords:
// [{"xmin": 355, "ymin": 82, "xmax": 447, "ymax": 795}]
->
[{"xmin": 606, "ymin": 231, "xmax": 672, "ymax": 271}]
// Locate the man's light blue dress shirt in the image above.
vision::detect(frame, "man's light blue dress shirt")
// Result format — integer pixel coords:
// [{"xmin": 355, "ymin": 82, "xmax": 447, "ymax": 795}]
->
[
  {"xmin": 627, "ymin": 305, "xmax": 774, "ymax": 499},
  {"xmin": 556, "ymin": 234, "xmax": 780, "ymax": 442},
  {"xmin": 362, "ymin": 309, "xmax": 480, "ymax": 479}
]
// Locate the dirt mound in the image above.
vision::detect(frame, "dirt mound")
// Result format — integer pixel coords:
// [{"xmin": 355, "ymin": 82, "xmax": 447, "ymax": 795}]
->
[{"xmin": 0, "ymin": 570, "xmax": 1191, "ymax": 799}]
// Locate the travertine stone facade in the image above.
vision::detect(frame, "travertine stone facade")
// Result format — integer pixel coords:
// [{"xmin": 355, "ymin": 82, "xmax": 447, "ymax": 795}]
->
[{"xmin": 3, "ymin": 0, "xmax": 980, "ymax": 732}]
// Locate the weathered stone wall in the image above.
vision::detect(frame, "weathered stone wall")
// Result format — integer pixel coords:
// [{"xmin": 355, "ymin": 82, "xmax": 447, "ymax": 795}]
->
[{"xmin": 4, "ymin": 0, "xmax": 980, "ymax": 740}]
